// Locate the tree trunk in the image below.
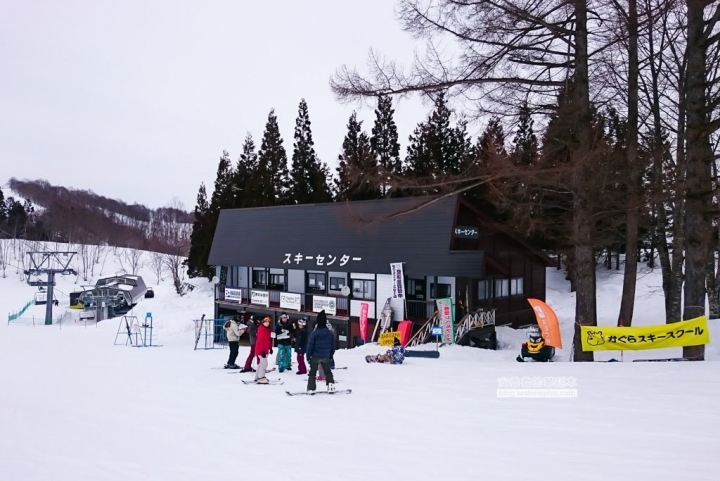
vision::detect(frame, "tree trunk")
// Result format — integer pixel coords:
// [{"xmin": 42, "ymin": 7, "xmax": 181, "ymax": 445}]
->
[
  {"xmin": 571, "ymin": 0, "xmax": 595, "ymax": 362},
  {"xmin": 682, "ymin": 0, "xmax": 712, "ymax": 360},
  {"xmin": 706, "ymin": 257, "xmax": 718, "ymax": 319},
  {"xmin": 618, "ymin": 0, "xmax": 639, "ymax": 326}
]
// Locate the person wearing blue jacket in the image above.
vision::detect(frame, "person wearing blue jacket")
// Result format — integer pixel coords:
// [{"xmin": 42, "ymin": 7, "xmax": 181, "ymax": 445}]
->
[{"xmin": 306, "ymin": 310, "xmax": 335, "ymax": 393}]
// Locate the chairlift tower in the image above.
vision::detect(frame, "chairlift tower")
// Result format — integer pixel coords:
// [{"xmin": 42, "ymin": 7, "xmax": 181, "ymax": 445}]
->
[{"xmin": 24, "ymin": 251, "xmax": 77, "ymax": 325}]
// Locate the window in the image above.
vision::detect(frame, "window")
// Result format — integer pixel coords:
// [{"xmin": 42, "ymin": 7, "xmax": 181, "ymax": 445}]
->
[
  {"xmin": 329, "ymin": 277, "xmax": 346, "ymax": 291},
  {"xmin": 511, "ymin": 278, "xmax": 524, "ymax": 296},
  {"xmin": 478, "ymin": 280, "xmax": 492, "ymax": 300},
  {"xmin": 269, "ymin": 273, "xmax": 285, "ymax": 290},
  {"xmin": 252, "ymin": 268, "xmax": 267, "ymax": 289},
  {"xmin": 431, "ymin": 283, "xmax": 451, "ymax": 299},
  {"xmin": 307, "ymin": 272, "xmax": 327, "ymax": 294},
  {"xmin": 352, "ymin": 279, "xmax": 375, "ymax": 300},
  {"xmin": 494, "ymin": 279, "xmax": 510, "ymax": 297}
]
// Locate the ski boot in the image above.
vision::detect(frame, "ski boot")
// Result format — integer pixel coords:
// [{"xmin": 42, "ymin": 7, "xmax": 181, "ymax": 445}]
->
[{"xmin": 327, "ymin": 383, "xmax": 336, "ymax": 393}]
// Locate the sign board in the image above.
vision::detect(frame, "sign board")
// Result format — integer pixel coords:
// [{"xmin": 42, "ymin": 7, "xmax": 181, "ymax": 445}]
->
[
  {"xmin": 379, "ymin": 331, "xmax": 401, "ymax": 346},
  {"xmin": 250, "ymin": 290, "xmax": 269, "ymax": 307},
  {"xmin": 359, "ymin": 302, "xmax": 369, "ymax": 342},
  {"xmin": 431, "ymin": 326, "xmax": 442, "ymax": 336},
  {"xmin": 146, "ymin": 312, "xmax": 152, "ymax": 318},
  {"xmin": 580, "ymin": 316, "xmax": 711, "ymax": 351},
  {"xmin": 436, "ymin": 298, "xmax": 455, "ymax": 344},
  {"xmin": 225, "ymin": 288, "xmax": 242, "ymax": 303},
  {"xmin": 280, "ymin": 292, "xmax": 302, "ymax": 311},
  {"xmin": 312, "ymin": 295, "xmax": 337, "ymax": 316},
  {"xmin": 390, "ymin": 262, "xmax": 405, "ymax": 299},
  {"xmin": 453, "ymin": 226, "xmax": 479, "ymax": 239}
]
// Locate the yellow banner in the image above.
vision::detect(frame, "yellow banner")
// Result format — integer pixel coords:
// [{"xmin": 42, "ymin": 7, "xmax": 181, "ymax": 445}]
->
[
  {"xmin": 580, "ymin": 316, "xmax": 710, "ymax": 351},
  {"xmin": 379, "ymin": 331, "xmax": 400, "ymax": 347}
]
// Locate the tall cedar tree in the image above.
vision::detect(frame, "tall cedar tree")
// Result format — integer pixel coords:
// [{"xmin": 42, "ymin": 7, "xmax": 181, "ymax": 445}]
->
[
  {"xmin": 335, "ymin": 112, "xmax": 380, "ymax": 201},
  {"xmin": 509, "ymin": 103, "xmax": 540, "ymax": 237},
  {"xmin": 0, "ymin": 188, "xmax": 6, "ymax": 224},
  {"xmin": 288, "ymin": 99, "xmax": 333, "ymax": 204},
  {"xmin": 463, "ymin": 117, "xmax": 507, "ymax": 219},
  {"xmin": 232, "ymin": 133, "xmax": 257, "ymax": 208},
  {"xmin": 370, "ymin": 95, "xmax": 402, "ymax": 197},
  {"xmin": 404, "ymin": 92, "xmax": 470, "ymax": 195},
  {"xmin": 186, "ymin": 183, "xmax": 212, "ymax": 278},
  {"xmin": 247, "ymin": 109, "xmax": 290, "ymax": 207}
]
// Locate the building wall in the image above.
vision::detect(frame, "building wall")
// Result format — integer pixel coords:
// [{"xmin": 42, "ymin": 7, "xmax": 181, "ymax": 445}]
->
[{"xmin": 351, "ymin": 299, "xmax": 376, "ymax": 319}]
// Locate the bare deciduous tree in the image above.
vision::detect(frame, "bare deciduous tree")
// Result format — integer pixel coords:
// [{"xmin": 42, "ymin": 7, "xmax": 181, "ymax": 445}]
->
[
  {"xmin": 149, "ymin": 251, "xmax": 165, "ymax": 285},
  {"xmin": 0, "ymin": 240, "xmax": 9, "ymax": 278},
  {"xmin": 119, "ymin": 247, "xmax": 145, "ymax": 275}
]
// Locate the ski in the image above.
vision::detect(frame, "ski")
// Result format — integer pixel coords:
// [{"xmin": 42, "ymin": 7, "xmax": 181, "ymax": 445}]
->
[
  {"xmin": 633, "ymin": 358, "xmax": 690, "ymax": 362},
  {"xmin": 242, "ymin": 379, "xmax": 284, "ymax": 385},
  {"xmin": 286, "ymin": 389, "xmax": 352, "ymax": 396},
  {"xmin": 212, "ymin": 367, "xmax": 242, "ymax": 370},
  {"xmin": 303, "ymin": 379, "xmax": 341, "ymax": 383},
  {"xmin": 228, "ymin": 368, "xmax": 275, "ymax": 374}
]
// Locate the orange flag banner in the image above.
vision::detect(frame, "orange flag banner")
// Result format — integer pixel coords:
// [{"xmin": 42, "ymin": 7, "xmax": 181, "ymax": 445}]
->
[{"xmin": 526, "ymin": 298, "xmax": 563, "ymax": 349}]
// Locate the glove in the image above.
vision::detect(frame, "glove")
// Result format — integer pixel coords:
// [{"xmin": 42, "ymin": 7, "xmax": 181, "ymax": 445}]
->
[
  {"xmin": 260, "ymin": 351, "xmax": 267, "ymax": 358},
  {"xmin": 269, "ymin": 348, "xmax": 273, "ymax": 355}
]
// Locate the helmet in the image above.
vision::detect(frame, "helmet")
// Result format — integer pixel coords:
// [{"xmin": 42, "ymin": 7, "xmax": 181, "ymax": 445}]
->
[
  {"xmin": 298, "ymin": 318, "xmax": 307, "ymax": 326},
  {"xmin": 280, "ymin": 313, "xmax": 289, "ymax": 320},
  {"xmin": 527, "ymin": 326, "xmax": 542, "ymax": 343}
]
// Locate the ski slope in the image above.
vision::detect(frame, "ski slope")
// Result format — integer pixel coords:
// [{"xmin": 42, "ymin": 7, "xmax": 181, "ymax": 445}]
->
[{"xmin": 0, "ymin": 242, "xmax": 718, "ymax": 480}]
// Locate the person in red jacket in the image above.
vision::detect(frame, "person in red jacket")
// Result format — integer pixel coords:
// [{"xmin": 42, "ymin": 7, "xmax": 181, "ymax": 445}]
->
[{"xmin": 254, "ymin": 316, "xmax": 273, "ymax": 384}]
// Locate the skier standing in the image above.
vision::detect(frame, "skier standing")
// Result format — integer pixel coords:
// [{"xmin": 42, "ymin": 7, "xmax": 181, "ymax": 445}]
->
[
  {"xmin": 254, "ymin": 317, "xmax": 273, "ymax": 384},
  {"xmin": 223, "ymin": 316, "xmax": 246, "ymax": 369},
  {"xmin": 240, "ymin": 315, "xmax": 257, "ymax": 373},
  {"xmin": 275, "ymin": 313, "xmax": 294, "ymax": 372},
  {"xmin": 306, "ymin": 310, "xmax": 335, "ymax": 393},
  {"xmin": 294, "ymin": 317, "xmax": 309, "ymax": 375}
]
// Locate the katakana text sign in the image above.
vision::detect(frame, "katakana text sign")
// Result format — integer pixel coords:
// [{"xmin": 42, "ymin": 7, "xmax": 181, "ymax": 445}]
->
[
  {"xmin": 580, "ymin": 316, "xmax": 710, "ymax": 351},
  {"xmin": 453, "ymin": 226, "xmax": 479, "ymax": 239},
  {"xmin": 282, "ymin": 253, "xmax": 362, "ymax": 267}
]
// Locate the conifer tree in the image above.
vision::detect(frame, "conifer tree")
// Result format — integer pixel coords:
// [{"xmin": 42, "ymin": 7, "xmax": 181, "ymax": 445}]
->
[
  {"xmin": 0, "ymin": 188, "xmax": 6, "ymax": 224},
  {"xmin": 512, "ymin": 103, "xmax": 539, "ymax": 167},
  {"xmin": 288, "ymin": 99, "xmax": 332, "ymax": 204},
  {"xmin": 235, "ymin": 133, "xmax": 257, "ymax": 208},
  {"xmin": 335, "ymin": 112, "xmax": 380, "ymax": 201},
  {"xmin": 248, "ymin": 109, "xmax": 290, "ymax": 206},
  {"xmin": 186, "ymin": 183, "xmax": 212, "ymax": 278},
  {"xmin": 370, "ymin": 94, "xmax": 402, "ymax": 196}
]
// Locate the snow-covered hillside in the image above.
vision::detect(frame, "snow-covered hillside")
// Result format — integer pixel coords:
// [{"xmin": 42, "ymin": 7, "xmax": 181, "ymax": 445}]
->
[{"xmin": 0, "ymin": 241, "xmax": 718, "ymax": 480}]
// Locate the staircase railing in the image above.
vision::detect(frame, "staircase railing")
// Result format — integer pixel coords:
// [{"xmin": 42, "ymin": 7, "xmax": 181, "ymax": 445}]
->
[
  {"xmin": 455, "ymin": 309, "xmax": 496, "ymax": 343},
  {"xmin": 407, "ymin": 312, "xmax": 439, "ymax": 347}
]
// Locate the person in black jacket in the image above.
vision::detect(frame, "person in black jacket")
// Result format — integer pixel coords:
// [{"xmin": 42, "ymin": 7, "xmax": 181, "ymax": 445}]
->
[
  {"xmin": 305, "ymin": 310, "xmax": 335, "ymax": 392},
  {"xmin": 275, "ymin": 313, "xmax": 294, "ymax": 372},
  {"xmin": 294, "ymin": 317, "xmax": 309, "ymax": 375}
]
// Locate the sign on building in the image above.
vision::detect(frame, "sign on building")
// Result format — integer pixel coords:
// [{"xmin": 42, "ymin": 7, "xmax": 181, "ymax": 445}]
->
[
  {"xmin": 390, "ymin": 262, "xmax": 405, "ymax": 299},
  {"xmin": 312, "ymin": 295, "xmax": 337, "ymax": 316},
  {"xmin": 453, "ymin": 226, "xmax": 479, "ymax": 239},
  {"xmin": 251, "ymin": 290, "xmax": 269, "ymax": 307},
  {"xmin": 280, "ymin": 292, "xmax": 302, "ymax": 311},
  {"xmin": 225, "ymin": 287, "xmax": 242, "ymax": 303}
]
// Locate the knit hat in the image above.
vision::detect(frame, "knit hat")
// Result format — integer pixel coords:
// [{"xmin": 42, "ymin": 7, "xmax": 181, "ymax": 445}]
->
[{"xmin": 316, "ymin": 310, "xmax": 327, "ymax": 329}]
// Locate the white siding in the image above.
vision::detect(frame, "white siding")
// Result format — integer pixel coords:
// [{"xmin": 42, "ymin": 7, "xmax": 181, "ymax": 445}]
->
[
  {"xmin": 350, "ymin": 299, "xmax": 376, "ymax": 319},
  {"xmin": 350, "ymin": 272, "xmax": 375, "ymax": 280},
  {"xmin": 237, "ymin": 267, "xmax": 248, "ymax": 288},
  {"xmin": 376, "ymin": 274, "xmax": 404, "ymax": 321},
  {"xmin": 287, "ymin": 269, "xmax": 304, "ymax": 294}
]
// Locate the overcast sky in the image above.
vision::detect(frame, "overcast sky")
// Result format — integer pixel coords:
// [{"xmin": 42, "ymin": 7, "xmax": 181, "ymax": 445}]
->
[{"xmin": 0, "ymin": 0, "xmax": 442, "ymax": 210}]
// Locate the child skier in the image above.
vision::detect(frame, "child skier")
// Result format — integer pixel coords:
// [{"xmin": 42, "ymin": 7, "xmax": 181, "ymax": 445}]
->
[
  {"xmin": 366, "ymin": 338, "xmax": 405, "ymax": 364},
  {"xmin": 240, "ymin": 315, "xmax": 257, "ymax": 373},
  {"xmin": 294, "ymin": 317, "xmax": 308, "ymax": 375},
  {"xmin": 275, "ymin": 313, "xmax": 294, "ymax": 372},
  {"xmin": 254, "ymin": 317, "xmax": 273, "ymax": 383},
  {"xmin": 517, "ymin": 325, "xmax": 555, "ymax": 362}
]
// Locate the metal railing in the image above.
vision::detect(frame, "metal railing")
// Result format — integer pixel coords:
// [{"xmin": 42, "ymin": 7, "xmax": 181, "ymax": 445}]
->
[
  {"xmin": 407, "ymin": 312, "xmax": 439, "ymax": 347},
  {"xmin": 455, "ymin": 309, "xmax": 496, "ymax": 343}
]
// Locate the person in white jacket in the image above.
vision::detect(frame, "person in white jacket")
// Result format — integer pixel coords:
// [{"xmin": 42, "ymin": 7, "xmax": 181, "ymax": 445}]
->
[{"xmin": 223, "ymin": 316, "xmax": 246, "ymax": 369}]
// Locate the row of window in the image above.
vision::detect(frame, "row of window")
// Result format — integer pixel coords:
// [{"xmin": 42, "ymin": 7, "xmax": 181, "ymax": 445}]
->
[
  {"xmin": 478, "ymin": 278, "xmax": 524, "ymax": 300},
  {"xmin": 246, "ymin": 267, "xmax": 524, "ymax": 301}
]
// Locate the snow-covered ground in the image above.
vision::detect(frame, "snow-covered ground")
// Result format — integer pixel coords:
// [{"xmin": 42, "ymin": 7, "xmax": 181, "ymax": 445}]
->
[{"xmin": 1, "ymin": 241, "xmax": 718, "ymax": 480}]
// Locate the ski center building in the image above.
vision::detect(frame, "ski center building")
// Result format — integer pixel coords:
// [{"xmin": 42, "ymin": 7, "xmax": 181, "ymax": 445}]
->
[{"xmin": 208, "ymin": 194, "xmax": 553, "ymax": 349}]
